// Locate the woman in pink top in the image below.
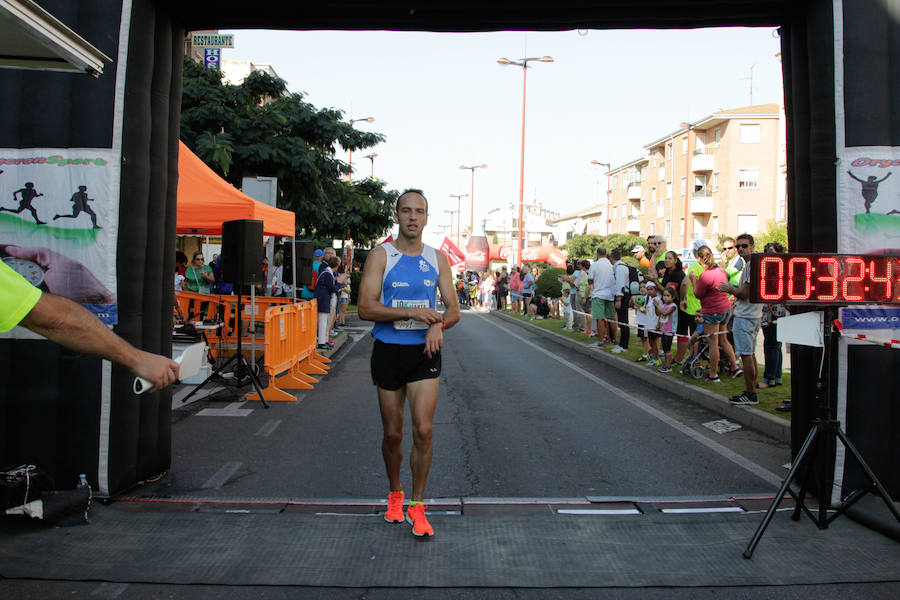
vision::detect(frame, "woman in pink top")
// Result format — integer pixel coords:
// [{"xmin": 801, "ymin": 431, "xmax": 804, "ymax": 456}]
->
[
  {"xmin": 509, "ymin": 269, "xmax": 522, "ymax": 314},
  {"xmin": 690, "ymin": 245, "xmax": 737, "ymax": 382}
]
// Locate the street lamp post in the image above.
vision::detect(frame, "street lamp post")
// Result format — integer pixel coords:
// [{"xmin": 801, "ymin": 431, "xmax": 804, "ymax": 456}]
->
[
  {"xmin": 591, "ymin": 160, "xmax": 611, "ymax": 241},
  {"xmin": 347, "ymin": 116, "xmax": 375, "ymax": 182},
  {"xmin": 680, "ymin": 122, "xmax": 693, "ymax": 247},
  {"xmin": 448, "ymin": 193, "xmax": 469, "ymax": 248},
  {"xmin": 498, "ymin": 55, "xmax": 554, "ymax": 265},
  {"xmin": 459, "ymin": 163, "xmax": 487, "ymax": 236},
  {"xmin": 443, "ymin": 208, "xmax": 460, "ymax": 247},
  {"xmin": 364, "ymin": 153, "xmax": 378, "ymax": 178}
]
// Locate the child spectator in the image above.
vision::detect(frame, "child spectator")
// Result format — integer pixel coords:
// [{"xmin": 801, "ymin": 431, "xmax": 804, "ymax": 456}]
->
[
  {"xmin": 645, "ymin": 282, "xmax": 663, "ymax": 366},
  {"xmin": 635, "ymin": 281, "xmax": 658, "ymax": 362},
  {"xmin": 655, "ymin": 286, "xmax": 678, "ymax": 372},
  {"xmin": 561, "ymin": 286, "xmax": 574, "ymax": 330}
]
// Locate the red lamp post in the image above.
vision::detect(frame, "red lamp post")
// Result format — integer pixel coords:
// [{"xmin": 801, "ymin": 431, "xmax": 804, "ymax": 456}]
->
[
  {"xmin": 497, "ymin": 55, "xmax": 554, "ymax": 264},
  {"xmin": 364, "ymin": 152, "xmax": 378, "ymax": 178},
  {"xmin": 347, "ymin": 116, "xmax": 374, "ymax": 182}
]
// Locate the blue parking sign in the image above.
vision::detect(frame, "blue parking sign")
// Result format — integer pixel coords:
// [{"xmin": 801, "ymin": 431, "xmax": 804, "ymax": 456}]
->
[{"xmin": 204, "ymin": 48, "xmax": 221, "ymax": 70}]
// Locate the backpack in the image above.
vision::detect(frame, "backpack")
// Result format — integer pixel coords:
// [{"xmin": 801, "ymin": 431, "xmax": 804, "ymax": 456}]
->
[
  {"xmin": 618, "ymin": 262, "xmax": 644, "ymax": 296},
  {"xmin": 307, "ymin": 269, "xmax": 318, "ymax": 292}
]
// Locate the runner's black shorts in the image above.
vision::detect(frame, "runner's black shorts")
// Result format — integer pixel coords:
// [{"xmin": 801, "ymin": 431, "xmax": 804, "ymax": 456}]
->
[{"xmin": 371, "ymin": 339, "xmax": 441, "ymax": 390}]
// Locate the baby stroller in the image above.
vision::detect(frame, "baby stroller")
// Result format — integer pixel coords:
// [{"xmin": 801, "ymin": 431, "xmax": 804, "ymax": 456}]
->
[{"xmin": 681, "ymin": 335, "xmax": 712, "ymax": 379}]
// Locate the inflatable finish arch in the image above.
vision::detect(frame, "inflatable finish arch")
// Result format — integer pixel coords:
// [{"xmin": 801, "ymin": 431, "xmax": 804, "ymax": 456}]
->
[{"xmin": 0, "ymin": 1, "xmax": 896, "ymax": 502}]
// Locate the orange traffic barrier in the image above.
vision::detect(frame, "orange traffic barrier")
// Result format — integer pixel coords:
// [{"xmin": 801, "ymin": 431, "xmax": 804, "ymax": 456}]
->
[
  {"xmin": 174, "ymin": 291, "xmax": 292, "ymax": 360},
  {"xmin": 246, "ymin": 299, "xmax": 330, "ymax": 403}
]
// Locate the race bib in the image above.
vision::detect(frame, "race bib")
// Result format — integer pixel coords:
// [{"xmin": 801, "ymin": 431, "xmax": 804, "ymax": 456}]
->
[{"xmin": 393, "ymin": 299, "xmax": 429, "ymax": 330}]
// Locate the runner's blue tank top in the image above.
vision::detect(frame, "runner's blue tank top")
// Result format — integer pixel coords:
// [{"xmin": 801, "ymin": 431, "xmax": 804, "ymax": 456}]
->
[{"xmin": 372, "ymin": 242, "xmax": 440, "ymax": 345}]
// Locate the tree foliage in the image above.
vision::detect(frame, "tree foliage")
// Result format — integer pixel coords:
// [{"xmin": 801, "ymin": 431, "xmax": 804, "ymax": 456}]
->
[
  {"xmin": 753, "ymin": 219, "xmax": 789, "ymax": 251},
  {"xmin": 180, "ymin": 58, "xmax": 396, "ymax": 245},
  {"xmin": 562, "ymin": 233, "xmax": 647, "ymax": 264}
]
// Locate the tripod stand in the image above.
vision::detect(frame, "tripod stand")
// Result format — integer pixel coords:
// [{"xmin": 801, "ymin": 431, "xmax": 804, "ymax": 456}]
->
[
  {"xmin": 743, "ymin": 307, "xmax": 899, "ymax": 558},
  {"xmin": 180, "ymin": 293, "xmax": 269, "ymax": 409}
]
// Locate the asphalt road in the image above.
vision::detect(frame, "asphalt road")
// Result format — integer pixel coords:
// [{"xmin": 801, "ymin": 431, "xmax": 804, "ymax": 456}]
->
[{"xmin": 139, "ymin": 310, "xmax": 790, "ymax": 501}]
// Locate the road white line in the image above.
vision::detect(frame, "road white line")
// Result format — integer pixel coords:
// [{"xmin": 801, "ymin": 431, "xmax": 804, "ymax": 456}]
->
[
  {"xmin": 480, "ymin": 315, "xmax": 784, "ymax": 488},
  {"xmin": 202, "ymin": 461, "xmax": 242, "ymax": 489},
  {"xmin": 197, "ymin": 402, "xmax": 254, "ymax": 417},
  {"xmin": 91, "ymin": 583, "xmax": 129, "ymax": 598},
  {"xmin": 256, "ymin": 419, "xmax": 282, "ymax": 437},
  {"xmin": 557, "ymin": 508, "xmax": 642, "ymax": 515}
]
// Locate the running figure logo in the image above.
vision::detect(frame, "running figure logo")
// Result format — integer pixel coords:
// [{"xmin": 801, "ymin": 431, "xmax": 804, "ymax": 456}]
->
[
  {"xmin": 0, "ymin": 182, "xmax": 46, "ymax": 224},
  {"xmin": 54, "ymin": 185, "xmax": 102, "ymax": 229},
  {"xmin": 847, "ymin": 170, "xmax": 893, "ymax": 214}
]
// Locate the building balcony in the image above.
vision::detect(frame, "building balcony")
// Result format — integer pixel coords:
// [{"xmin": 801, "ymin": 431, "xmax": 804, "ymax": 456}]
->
[
  {"xmin": 690, "ymin": 192, "xmax": 713, "ymax": 214},
  {"xmin": 626, "ymin": 218, "xmax": 641, "ymax": 232},
  {"xmin": 627, "ymin": 185, "xmax": 642, "ymax": 200},
  {"xmin": 692, "ymin": 150, "xmax": 715, "ymax": 172}
]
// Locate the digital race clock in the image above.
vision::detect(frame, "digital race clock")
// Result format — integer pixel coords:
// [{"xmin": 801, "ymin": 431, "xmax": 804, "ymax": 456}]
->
[{"xmin": 749, "ymin": 253, "xmax": 900, "ymax": 305}]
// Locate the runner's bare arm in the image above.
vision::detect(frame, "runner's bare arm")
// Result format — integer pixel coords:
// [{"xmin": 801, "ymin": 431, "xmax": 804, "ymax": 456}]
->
[
  {"xmin": 423, "ymin": 250, "xmax": 459, "ymax": 357},
  {"xmin": 357, "ymin": 246, "xmax": 443, "ymax": 324},
  {"xmin": 435, "ymin": 250, "xmax": 460, "ymax": 329}
]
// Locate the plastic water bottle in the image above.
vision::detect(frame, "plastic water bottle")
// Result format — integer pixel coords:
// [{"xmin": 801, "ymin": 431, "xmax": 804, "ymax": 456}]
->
[{"xmin": 77, "ymin": 473, "xmax": 92, "ymax": 522}]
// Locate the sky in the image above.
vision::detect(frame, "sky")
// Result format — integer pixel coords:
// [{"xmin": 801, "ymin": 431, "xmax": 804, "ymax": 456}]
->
[{"xmin": 219, "ymin": 27, "xmax": 783, "ymax": 238}]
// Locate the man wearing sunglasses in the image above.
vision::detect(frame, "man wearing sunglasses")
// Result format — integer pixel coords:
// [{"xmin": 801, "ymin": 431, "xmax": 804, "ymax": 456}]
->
[
  {"xmin": 717, "ymin": 234, "xmax": 762, "ymax": 405},
  {"xmin": 719, "ymin": 237, "xmax": 745, "ymax": 286}
]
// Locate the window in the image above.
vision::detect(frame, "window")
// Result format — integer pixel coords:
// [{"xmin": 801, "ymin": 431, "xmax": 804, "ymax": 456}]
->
[
  {"xmin": 665, "ymin": 219, "xmax": 671, "ymax": 237},
  {"xmin": 680, "ymin": 176, "xmax": 687, "ymax": 196},
  {"xmin": 737, "ymin": 214, "xmax": 759, "ymax": 234},
  {"xmin": 740, "ymin": 124, "xmax": 760, "ymax": 143},
  {"xmin": 666, "ymin": 182, "xmax": 673, "ymax": 199},
  {"xmin": 652, "ymin": 155, "xmax": 657, "ymax": 168},
  {"xmin": 738, "ymin": 168, "xmax": 759, "ymax": 189},
  {"xmin": 682, "ymin": 136, "xmax": 688, "ymax": 155},
  {"xmin": 666, "ymin": 142, "xmax": 673, "ymax": 159},
  {"xmin": 712, "ymin": 171, "xmax": 719, "ymax": 192},
  {"xmin": 651, "ymin": 187, "xmax": 657, "ymax": 205},
  {"xmin": 715, "ymin": 127, "xmax": 721, "ymax": 145},
  {"xmin": 658, "ymin": 166, "xmax": 665, "ymax": 182},
  {"xmin": 712, "ymin": 215, "xmax": 719, "ymax": 235},
  {"xmin": 640, "ymin": 199, "xmax": 645, "ymax": 216},
  {"xmin": 649, "ymin": 222, "xmax": 655, "ymax": 236}
]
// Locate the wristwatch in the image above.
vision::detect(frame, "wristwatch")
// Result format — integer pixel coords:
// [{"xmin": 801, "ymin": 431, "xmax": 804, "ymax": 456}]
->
[{"xmin": 3, "ymin": 256, "xmax": 48, "ymax": 291}]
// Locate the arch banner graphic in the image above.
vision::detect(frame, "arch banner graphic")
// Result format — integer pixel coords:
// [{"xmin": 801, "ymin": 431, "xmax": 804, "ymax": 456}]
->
[{"xmin": 0, "ymin": 148, "xmax": 119, "ymax": 331}]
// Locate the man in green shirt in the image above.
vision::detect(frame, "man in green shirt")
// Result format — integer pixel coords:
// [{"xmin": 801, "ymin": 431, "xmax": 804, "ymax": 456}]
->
[{"xmin": 1, "ymin": 260, "xmax": 178, "ymax": 393}]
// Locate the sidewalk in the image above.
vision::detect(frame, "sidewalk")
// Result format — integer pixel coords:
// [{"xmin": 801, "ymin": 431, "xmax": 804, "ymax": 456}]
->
[{"xmin": 492, "ymin": 310, "xmax": 792, "ymax": 443}]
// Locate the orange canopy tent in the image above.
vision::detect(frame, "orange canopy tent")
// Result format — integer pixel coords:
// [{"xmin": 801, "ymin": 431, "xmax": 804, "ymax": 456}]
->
[{"xmin": 175, "ymin": 141, "xmax": 295, "ymax": 236}]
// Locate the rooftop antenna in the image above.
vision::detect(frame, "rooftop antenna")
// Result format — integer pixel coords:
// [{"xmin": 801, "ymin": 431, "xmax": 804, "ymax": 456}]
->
[{"xmin": 740, "ymin": 64, "xmax": 756, "ymax": 105}]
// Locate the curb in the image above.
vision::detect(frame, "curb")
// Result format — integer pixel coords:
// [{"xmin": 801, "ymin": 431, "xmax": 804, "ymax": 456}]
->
[{"xmin": 491, "ymin": 311, "xmax": 791, "ymax": 444}]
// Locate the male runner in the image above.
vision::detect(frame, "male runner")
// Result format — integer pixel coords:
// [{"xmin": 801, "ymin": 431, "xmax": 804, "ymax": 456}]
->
[{"xmin": 357, "ymin": 189, "xmax": 460, "ymax": 537}]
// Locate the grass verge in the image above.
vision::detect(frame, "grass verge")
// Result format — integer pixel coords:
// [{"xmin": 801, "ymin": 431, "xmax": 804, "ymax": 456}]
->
[{"xmin": 499, "ymin": 309, "xmax": 792, "ymax": 421}]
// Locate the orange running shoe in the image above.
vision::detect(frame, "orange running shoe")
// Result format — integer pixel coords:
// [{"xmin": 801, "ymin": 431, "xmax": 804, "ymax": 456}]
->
[
  {"xmin": 384, "ymin": 490, "xmax": 405, "ymax": 523},
  {"xmin": 406, "ymin": 503, "xmax": 434, "ymax": 537}
]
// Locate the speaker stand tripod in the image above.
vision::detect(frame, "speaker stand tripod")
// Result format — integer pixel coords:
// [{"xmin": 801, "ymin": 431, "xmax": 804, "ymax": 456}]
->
[
  {"xmin": 179, "ymin": 293, "xmax": 269, "ymax": 408},
  {"xmin": 743, "ymin": 307, "xmax": 899, "ymax": 558}
]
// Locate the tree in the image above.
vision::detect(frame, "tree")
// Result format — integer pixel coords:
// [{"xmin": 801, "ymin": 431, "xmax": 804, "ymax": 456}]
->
[
  {"xmin": 561, "ymin": 232, "xmax": 646, "ymax": 264},
  {"xmin": 561, "ymin": 234, "xmax": 605, "ymax": 260},
  {"xmin": 180, "ymin": 58, "xmax": 396, "ymax": 246},
  {"xmin": 754, "ymin": 219, "xmax": 789, "ymax": 251}
]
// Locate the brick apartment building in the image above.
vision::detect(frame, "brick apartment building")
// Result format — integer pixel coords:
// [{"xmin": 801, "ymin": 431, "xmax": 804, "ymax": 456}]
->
[{"xmin": 555, "ymin": 103, "xmax": 787, "ymax": 251}]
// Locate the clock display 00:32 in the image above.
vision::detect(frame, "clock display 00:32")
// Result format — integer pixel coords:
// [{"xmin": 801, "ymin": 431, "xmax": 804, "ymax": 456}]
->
[{"xmin": 749, "ymin": 253, "xmax": 900, "ymax": 304}]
